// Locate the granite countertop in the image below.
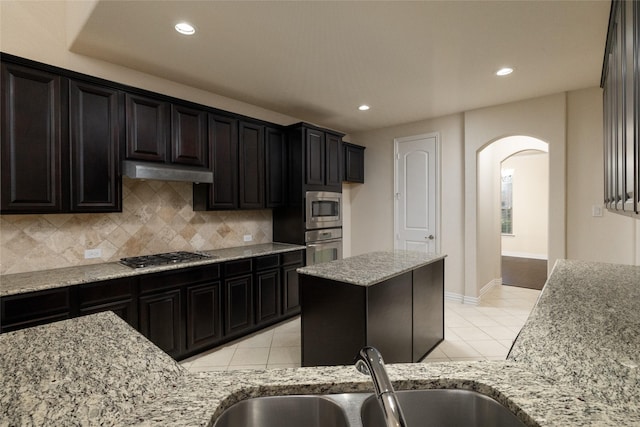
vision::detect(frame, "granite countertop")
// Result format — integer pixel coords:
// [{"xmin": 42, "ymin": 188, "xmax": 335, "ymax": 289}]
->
[
  {"xmin": 297, "ymin": 250, "xmax": 446, "ymax": 286},
  {"xmin": 1, "ymin": 259, "xmax": 639, "ymax": 426},
  {"xmin": 0, "ymin": 242, "xmax": 305, "ymax": 297}
]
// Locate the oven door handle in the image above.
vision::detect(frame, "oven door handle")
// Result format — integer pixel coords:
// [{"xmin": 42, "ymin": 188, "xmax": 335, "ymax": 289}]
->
[{"xmin": 306, "ymin": 239, "xmax": 342, "ymax": 247}]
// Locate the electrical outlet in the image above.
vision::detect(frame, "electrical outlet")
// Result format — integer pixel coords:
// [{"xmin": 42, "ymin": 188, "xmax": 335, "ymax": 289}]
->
[
  {"xmin": 243, "ymin": 234, "xmax": 253, "ymax": 242},
  {"xmin": 84, "ymin": 248, "xmax": 102, "ymax": 259}
]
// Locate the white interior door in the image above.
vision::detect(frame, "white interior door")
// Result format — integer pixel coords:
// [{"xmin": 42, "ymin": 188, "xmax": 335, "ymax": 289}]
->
[{"xmin": 394, "ymin": 134, "xmax": 438, "ymax": 252}]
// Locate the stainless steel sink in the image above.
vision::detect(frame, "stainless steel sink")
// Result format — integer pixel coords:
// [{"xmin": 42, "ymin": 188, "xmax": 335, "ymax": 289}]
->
[
  {"xmin": 212, "ymin": 389, "xmax": 527, "ymax": 427},
  {"xmin": 361, "ymin": 389, "xmax": 526, "ymax": 427},
  {"xmin": 212, "ymin": 395, "xmax": 350, "ymax": 427}
]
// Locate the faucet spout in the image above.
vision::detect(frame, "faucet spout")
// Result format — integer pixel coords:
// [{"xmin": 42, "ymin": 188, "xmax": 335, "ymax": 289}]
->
[{"xmin": 355, "ymin": 346, "xmax": 408, "ymax": 427}]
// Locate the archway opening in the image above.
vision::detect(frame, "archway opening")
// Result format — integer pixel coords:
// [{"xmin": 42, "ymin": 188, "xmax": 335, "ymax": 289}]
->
[{"xmin": 476, "ymin": 136, "xmax": 549, "ymax": 296}]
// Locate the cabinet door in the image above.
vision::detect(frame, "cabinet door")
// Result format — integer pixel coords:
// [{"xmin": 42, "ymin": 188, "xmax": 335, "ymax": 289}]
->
[
  {"xmin": 1, "ymin": 62, "xmax": 65, "ymax": 213},
  {"xmin": 139, "ymin": 289, "xmax": 182, "ymax": 358},
  {"xmin": 256, "ymin": 269, "xmax": 280, "ymax": 325},
  {"xmin": 265, "ymin": 126, "xmax": 287, "ymax": 207},
  {"xmin": 305, "ymin": 129, "xmax": 325, "ymax": 186},
  {"xmin": 224, "ymin": 274, "xmax": 254, "ymax": 336},
  {"xmin": 78, "ymin": 277, "xmax": 136, "ymax": 328},
  {"xmin": 0, "ymin": 288, "xmax": 72, "ymax": 333},
  {"xmin": 282, "ymin": 262, "xmax": 302, "ymax": 315},
  {"xmin": 344, "ymin": 143, "xmax": 365, "ymax": 183},
  {"xmin": 239, "ymin": 121, "xmax": 265, "ymax": 209},
  {"xmin": 125, "ymin": 93, "xmax": 169, "ymax": 162},
  {"xmin": 69, "ymin": 80, "xmax": 122, "ymax": 212},
  {"xmin": 412, "ymin": 260, "xmax": 444, "ymax": 362},
  {"xmin": 325, "ymin": 132, "xmax": 342, "ymax": 189},
  {"xmin": 209, "ymin": 113, "xmax": 238, "ymax": 209},
  {"xmin": 186, "ymin": 282, "xmax": 222, "ymax": 351},
  {"xmin": 171, "ymin": 103, "xmax": 208, "ymax": 167}
]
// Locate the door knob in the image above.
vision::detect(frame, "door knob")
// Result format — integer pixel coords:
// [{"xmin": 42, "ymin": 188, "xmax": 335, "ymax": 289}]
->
[{"xmin": 427, "ymin": 235, "xmax": 434, "ymax": 240}]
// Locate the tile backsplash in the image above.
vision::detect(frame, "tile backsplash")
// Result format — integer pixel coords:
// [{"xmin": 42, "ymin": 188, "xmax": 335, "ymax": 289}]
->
[{"xmin": 0, "ymin": 177, "xmax": 272, "ymax": 275}]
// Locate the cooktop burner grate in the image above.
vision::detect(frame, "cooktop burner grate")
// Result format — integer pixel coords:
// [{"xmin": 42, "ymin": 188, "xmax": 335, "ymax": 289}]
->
[{"xmin": 120, "ymin": 251, "xmax": 212, "ymax": 268}]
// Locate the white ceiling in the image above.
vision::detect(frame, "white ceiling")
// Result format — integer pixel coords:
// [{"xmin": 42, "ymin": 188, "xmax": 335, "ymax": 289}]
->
[{"xmin": 70, "ymin": 0, "xmax": 611, "ymax": 134}]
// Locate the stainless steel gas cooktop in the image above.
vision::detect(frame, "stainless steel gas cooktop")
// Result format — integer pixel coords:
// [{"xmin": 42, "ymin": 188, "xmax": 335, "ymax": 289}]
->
[{"xmin": 119, "ymin": 251, "xmax": 213, "ymax": 269}]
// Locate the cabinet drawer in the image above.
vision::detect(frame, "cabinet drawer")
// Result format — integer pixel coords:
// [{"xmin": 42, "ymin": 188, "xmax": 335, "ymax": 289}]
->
[
  {"xmin": 255, "ymin": 254, "xmax": 279, "ymax": 271},
  {"xmin": 281, "ymin": 250, "xmax": 304, "ymax": 266},
  {"xmin": 224, "ymin": 259, "xmax": 252, "ymax": 277},
  {"xmin": 1, "ymin": 288, "xmax": 71, "ymax": 330},
  {"xmin": 139, "ymin": 264, "xmax": 221, "ymax": 294},
  {"xmin": 79, "ymin": 277, "xmax": 134, "ymax": 307}
]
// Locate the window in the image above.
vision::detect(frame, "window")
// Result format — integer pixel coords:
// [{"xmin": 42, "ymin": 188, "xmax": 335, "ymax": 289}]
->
[{"xmin": 501, "ymin": 169, "xmax": 513, "ymax": 234}]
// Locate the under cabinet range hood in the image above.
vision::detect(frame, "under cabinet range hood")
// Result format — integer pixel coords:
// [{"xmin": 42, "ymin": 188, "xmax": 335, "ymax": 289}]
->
[{"xmin": 122, "ymin": 160, "xmax": 213, "ymax": 184}]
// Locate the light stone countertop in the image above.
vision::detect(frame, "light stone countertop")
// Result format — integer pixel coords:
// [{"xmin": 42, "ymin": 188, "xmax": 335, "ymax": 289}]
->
[
  {"xmin": 0, "ymin": 242, "xmax": 305, "ymax": 297},
  {"xmin": 1, "ymin": 258, "xmax": 639, "ymax": 426},
  {"xmin": 297, "ymin": 250, "xmax": 446, "ymax": 286}
]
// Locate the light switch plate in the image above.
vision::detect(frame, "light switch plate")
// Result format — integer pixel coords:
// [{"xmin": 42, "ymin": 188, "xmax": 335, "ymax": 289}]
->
[
  {"xmin": 592, "ymin": 205, "xmax": 603, "ymax": 217},
  {"xmin": 243, "ymin": 234, "xmax": 253, "ymax": 242}
]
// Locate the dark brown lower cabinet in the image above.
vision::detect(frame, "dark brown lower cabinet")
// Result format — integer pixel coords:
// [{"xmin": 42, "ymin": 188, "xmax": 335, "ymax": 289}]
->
[
  {"xmin": 224, "ymin": 274, "xmax": 254, "ymax": 336},
  {"xmin": 78, "ymin": 277, "xmax": 137, "ymax": 329},
  {"xmin": 0, "ymin": 249, "xmax": 305, "ymax": 360},
  {"xmin": 186, "ymin": 282, "xmax": 222, "ymax": 352},
  {"xmin": 282, "ymin": 250, "xmax": 304, "ymax": 315},
  {"xmin": 256, "ymin": 269, "xmax": 281, "ymax": 325},
  {"xmin": 139, "ymin": 289, "xmax": 182, "ymax": 358},
  {"xmin": 0, "ymin": 287, "xmax": 72, "ymax": 333}
]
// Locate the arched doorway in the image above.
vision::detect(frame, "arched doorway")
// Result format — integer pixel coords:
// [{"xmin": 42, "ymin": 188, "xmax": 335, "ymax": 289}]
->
[{"xmin": 475, "ymin": 136, "xmax": 549, "ymax": 297}]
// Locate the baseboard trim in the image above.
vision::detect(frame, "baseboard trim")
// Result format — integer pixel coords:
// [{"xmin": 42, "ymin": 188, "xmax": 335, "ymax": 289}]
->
[
  {"xmin": 445, "ymin": 278, "xmax": 502, "ymax": 306},
  {"xmin": 501, "ymin": 251, "xmax": 548, "ymax": 260}
]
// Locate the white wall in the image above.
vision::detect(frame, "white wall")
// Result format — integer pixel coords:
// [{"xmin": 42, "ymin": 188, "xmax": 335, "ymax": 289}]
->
[
  {"xmin": 566, "ymin": 88, "xmax": 638, "ymax": 264},
  {"xmin": 501, "ymin": 151, "xmax": 549, "ymax": 259},
  {"xmin": 350, "ymin": 114, "xmax": 466, "ymax": 297}
]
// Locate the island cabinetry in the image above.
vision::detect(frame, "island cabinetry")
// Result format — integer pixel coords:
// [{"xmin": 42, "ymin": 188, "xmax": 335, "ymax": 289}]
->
[
  {"xmin": 224, "ymin": 259, "xmax": 254, "ymax": 337},
  {"xmin": 78, "ymin": 277, "xmax": 137, "ymax": 329},
  {"xmin": 300, "ymin": 256, "xmax": 444, "ymax": 366}
]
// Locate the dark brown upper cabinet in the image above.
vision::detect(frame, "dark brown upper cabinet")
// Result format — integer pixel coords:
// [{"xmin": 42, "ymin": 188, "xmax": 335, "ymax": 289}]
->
[
  {"xmin": 1, "ymin": 62, "xmax": 65, "ymax": 213},
  {"xmin": 69, "ymin": 80, "xmax": 122, "ymax": 212},
  {"xmin": 343, "ymin": 142, "xmax": 365, "ymax": 184},
  {"xmin": 265, "ymin": 126, "xmax": 287, "ymax": 207},
  {"xmin": 193, "ymin": 113, "xmax": 238, "ymax": 210},
  {"xmin": 171, "ymin": 104, "xmax": 208, "ymax": 167},
  {"xmin": 125, "ymin": 93, "xmax": 169, "ymax": 162},
  {"xmin": 287, "ymin": 122, "xmax": 344, "ymax": 194},
  {"xmin": 1, "ymin": 57, "xmax": 121, "ymax": 214},
  {"xmin": 239, "ymin": 121, "xmax": 265, "ymax": 209},
  {"xmin": 125, "ymin": 94, "xmax": 208, "ymax": 169},
  {"xmin": 194, "ymin": 118, "xmax": 286, "ymax": 211},
  {"xmin": 601, "ymin": 0, "xmax": 639, "ymax": 217}
]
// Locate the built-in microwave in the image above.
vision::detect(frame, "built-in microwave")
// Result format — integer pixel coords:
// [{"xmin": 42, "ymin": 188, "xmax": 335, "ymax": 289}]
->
[{"xmin": 305, "ymin": 191, "xmax": 342, "ymax": 230}]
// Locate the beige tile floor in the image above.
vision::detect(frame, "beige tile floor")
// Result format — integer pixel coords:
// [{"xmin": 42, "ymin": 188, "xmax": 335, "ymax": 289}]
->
[{"xmin": 180, "ymin": 284, "xmax": 541, "ymax": 373}]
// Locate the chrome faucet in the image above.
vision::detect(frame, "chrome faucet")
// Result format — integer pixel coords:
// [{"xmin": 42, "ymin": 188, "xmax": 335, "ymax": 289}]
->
[{"xmin": 355, "ymin": 346, "xmax": 408, "ymax": 427}]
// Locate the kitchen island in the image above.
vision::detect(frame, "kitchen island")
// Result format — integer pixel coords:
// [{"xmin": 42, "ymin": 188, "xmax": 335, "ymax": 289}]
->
[
  {"xmin": 297, "ymin": 251, "xmax": 446, "ymax": 366},
  {"xmin": 1, "ymin": 259, "xmax": 639, "ymax": 426}
]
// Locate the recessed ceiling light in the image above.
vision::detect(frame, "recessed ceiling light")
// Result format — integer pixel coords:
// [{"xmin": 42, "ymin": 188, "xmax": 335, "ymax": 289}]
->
[
  {"xmin": 496, "ymin": 67, "xmax": 514, "ymax": 76},
  {"xmin": 358, "ymin": 105, "xmax": 370, "ymax": 111},
  {"xmin": 175, "ymin": 22, "xmax": 196, "ymax": 35}
]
